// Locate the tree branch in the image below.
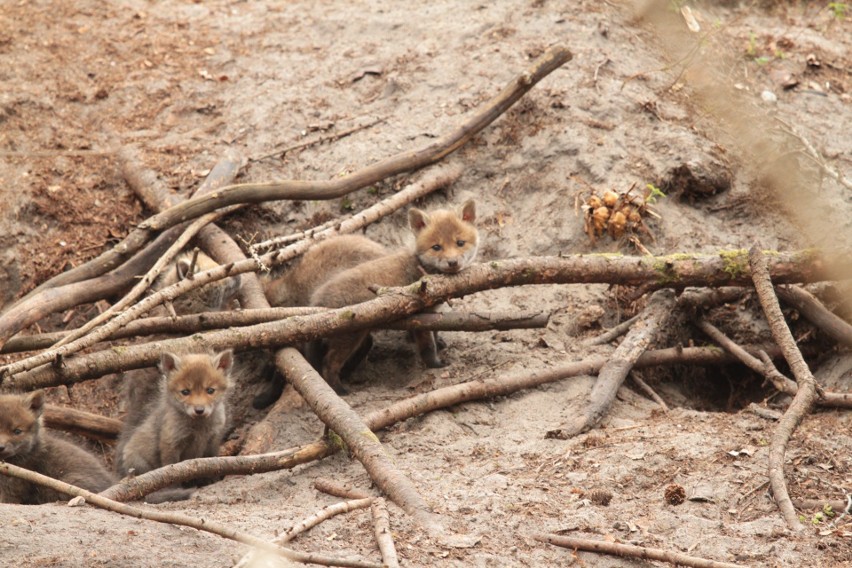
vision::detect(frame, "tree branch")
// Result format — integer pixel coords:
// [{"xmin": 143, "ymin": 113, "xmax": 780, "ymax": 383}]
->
[
  {"xmin": 775, "ymin": 284, "xmax": 852, "ymax": 348},
  {"xmin": 534, "ymin": 532, "xmax": 746, "ymax": 568},
  {"xmin": 0, "ymin": 462, "xmax": 380, "ymax": 568},
  {"xmin": 749, "ymin": 245, "xmax": 819, "ymax": 532}
]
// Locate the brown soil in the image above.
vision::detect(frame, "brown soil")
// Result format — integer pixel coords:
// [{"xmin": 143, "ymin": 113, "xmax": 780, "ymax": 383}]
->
[{"xmin": 1, "ymin": 1, "xmax": 851, "ymax": 567}]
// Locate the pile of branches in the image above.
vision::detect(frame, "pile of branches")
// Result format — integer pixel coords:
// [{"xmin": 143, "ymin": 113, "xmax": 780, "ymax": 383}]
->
[{"xmin": 1, "ymin": 45, "xmax": 851, "ymax": 568}]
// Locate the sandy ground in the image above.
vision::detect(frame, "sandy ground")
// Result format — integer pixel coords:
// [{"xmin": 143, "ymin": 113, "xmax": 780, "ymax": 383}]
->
[{"xmin": 1, "ymin": 0, "xmax": 851, "ymax": 566}]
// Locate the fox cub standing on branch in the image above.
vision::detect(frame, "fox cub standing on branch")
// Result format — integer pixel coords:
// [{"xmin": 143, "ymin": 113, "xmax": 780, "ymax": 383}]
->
[
  {"xmin": 0, "ymin": 391, "xmax": 115, "ymax": 504},
  {"xmin": 116, "ymin": 350, "xmax": 233, "ymax": 477},
  {"xmin": 309, "ymin": 199, "xmax": 479, "ymax": 394}
]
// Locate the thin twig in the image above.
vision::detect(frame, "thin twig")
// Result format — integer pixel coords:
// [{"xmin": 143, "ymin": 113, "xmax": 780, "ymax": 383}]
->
[
  {"xmin": 0, "ymin": 463, "xmax": 380, "ymax": 568},
  {"xmin": 749, "ymin": 245, "xmax": 819, "ymax": 532},
  {"xmin": 775, "ymin": 284, "xmax": 852, "ymax": 348},
  {"xmin": 630, "ymin": 371, "xmax": 669, "ymax": 411},
  {"xmin": 534, "ymin": 532, "xmax": 747, "ymax": 568},
  {"xmin": 582, "ymin": 314, "xmax": 639, "ymax": 346},
  {"xmin": 250, "ymin": 117, "xmax": 387, "ymax": 163},
  {"xmin": 371, "ymin": 498, "xmax": 400, "ymax": 568}
]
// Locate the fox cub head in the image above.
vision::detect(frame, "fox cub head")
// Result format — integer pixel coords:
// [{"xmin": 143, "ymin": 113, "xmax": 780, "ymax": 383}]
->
[
  {"xmin": 409, "ymin": 199, "xmax": 478, "ymax": 274},
  {"xmin": 0, "ymin": 390, "xmax": 45, "ymax": 460},
  {"xmin": 159, "ymin": 350, "xmax": 233, "ymax": 418}
]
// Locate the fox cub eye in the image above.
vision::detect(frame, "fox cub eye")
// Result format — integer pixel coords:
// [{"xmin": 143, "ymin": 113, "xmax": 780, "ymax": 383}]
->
[
  {"xmin": 180, "ymin": 389, "xmax": 191, "ymax": 396},
  {"xmin": 206, "ymin": 387, "xmax": 216, "ymax": 395},
  {"xmin": 456, "ymin": 239, "xmax": 466, "ymax": 247},
  {"xmin": 431, "ymin": 244, "xmax": 442, "ymax": 252},
  {"xmin": 13, "ymin": 428, "xmax": 23, "ymax": 435}
]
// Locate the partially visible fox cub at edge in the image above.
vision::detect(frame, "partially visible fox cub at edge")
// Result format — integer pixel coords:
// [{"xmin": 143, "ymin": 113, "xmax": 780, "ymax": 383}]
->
[
  {"xmin": 116, "ymin": 350, "xmax": 233, "ymax": 477},
  {"xmin": 0, "ymin": 391, "xmax": 115, "ymax": 504},
  {"xmin": 310, "ymin": 199, "xmax": 479, "ymax": 394}
]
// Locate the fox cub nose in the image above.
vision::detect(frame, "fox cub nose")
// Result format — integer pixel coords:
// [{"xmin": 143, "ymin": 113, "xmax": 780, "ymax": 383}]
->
[
  {"xmin": 193, "ymin": 406, "xmax": 207, "ymax": 416},
  {"xmin": 447, "ymin": 259, "xmax": 458, "ymax": 268}
]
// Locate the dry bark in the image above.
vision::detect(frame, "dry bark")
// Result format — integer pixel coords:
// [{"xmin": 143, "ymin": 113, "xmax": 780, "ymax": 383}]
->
[
  {"xmin": 749, "ymin": 245, "xmax": 819, "ymax": 532},
  {"xmin": 371, "ymin": 498, "xmax": 400, "ymax": 568},
  {"xmin": 776, "ymin": 284, "xmax": 852, "ymax": 348},
  {"xmin": 534, "ymin": 533, "xmax": 746, "ymax": 568},
  {"xmin": 314, "ymin": 478, "xmax": 374, "ymax": 500},
  {"xmin": 96, "ymin": 343, "xmax": 794, "ymax": 501},
  {"xmin": 277, "ymin": 348, "xmax": 443, "ymax": 534},
  {"xmin": 3, "ymin": 250, "xmax": 832, "ymax": 390},
  {"xmin": 0, "ymin": 462, "xmax": 380, "ymax": 568},
  {"xmin": 547, "ymin": 289, "xmax": 676, "ymax": 438},
  {"xmin": 43, "ymin": 404, "xmax": 123, "ymax": 442}
]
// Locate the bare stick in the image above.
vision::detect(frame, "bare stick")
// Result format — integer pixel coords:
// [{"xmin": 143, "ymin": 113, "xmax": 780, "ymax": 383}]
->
[
  {"xmin": 630, "ymin": 371, "xmax": 669, "ymax": 411},
  {"xmin": 0, "ymin": 462, "xmax": 380, "ymax": 568},
  {"xmin": 549, "ymin": 289, "xmax": 676, "ymax": 438},
  {"xmin": 99, "ymin": 344, "xmax": 796, "ymax": 501},
  {"xmin": 749, "ymin": 245, "xmax": 819, "ymax": 532},
  {"xmin": 534, "ymin": 532, "xmax": 746, "ymax": 568},
  {"xmin": 4, "ymin": 250, "xmax": 833, "ymax": 389},
  {"xmin": 277, "ymin": 348, "xmax": 443, "ymax": 534},
  {"xmin": 775, "ymin": 284, "xmax": 852, "ymax": 348},
  {"xmin": 582, "ymin": 314, "xmax": 639, "ymax": 346},
  {"xmin": 251, "ymin": 116, "xmax": 387, "ymax": 163},
  {"xmin": 371, "ymin": 498, "xmax": 400, "ymax": 568},
  {"xmin": 314, "ymin": 479, "xmax": 373, "ymax": 500},
  {"xmin": 43, "ymin": 404, "xmax": 122, "ymax": 442}
]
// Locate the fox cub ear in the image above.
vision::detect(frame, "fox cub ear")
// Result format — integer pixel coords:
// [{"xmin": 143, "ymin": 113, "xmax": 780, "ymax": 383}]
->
[
  {"xmin": 212, "ymin": 350, "xmax": 234, "ymax": 374},
  {"xmin": 408, "ymin": 208, "xmax": 430, "ymax": 234},
  {"xmin": 25, "ymin": 390, "xmax": 46, "ymax": 415},
  {"xmin": 460, "ymin": 200, "xmax": 476, "ymax": 223},
  {"xmin": 159, "ymin": 352, "xmax": 182, "ymax": 374}
]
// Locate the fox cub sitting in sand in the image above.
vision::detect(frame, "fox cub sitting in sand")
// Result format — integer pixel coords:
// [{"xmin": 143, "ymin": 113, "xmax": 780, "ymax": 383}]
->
[
  {"xmin": 309, "ymin": 199, "xmax": 479, "ymax": 394},
  {"xmin": 0, "ymin": 391, "xmax": 115, "ymax": 504},
  {"xmin": 116, "ymin": 350, "xmax": 233, "ymax": 477}
]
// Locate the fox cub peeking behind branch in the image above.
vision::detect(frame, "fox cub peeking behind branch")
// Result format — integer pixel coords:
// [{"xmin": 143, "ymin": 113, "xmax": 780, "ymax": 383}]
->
[
  {"xmin": 309, "ymin": 199, "xmax": 479, "ymax": 394},
  {"xmin": 116, "ymin": 350, "xmax": 233, "ymax": 477},
  {"xmin": 0, "ymin": 391, "xmax": 115, "ymax": 504}
]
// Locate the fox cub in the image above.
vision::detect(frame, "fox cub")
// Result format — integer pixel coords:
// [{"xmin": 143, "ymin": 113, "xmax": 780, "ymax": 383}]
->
[
  {"xmin": 0, "ymin": 391, "xmax": 115, "ymax": 504},
  {"xmin": 116, "ymin": 350, "xmax": 233, "ymax": 477},
  {"xmin": 151, "ymin": 251, "xmax": 242, "ymax": 317},
  {"xmin": 263, "ymin": 235, "xmax": 388, "ymax": 308},
  {"xmin": 309, "ymin": 199, "xmax": 479, "ymax": 393}
]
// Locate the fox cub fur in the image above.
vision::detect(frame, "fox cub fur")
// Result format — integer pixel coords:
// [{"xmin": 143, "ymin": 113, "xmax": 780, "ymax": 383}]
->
[
  {"xmin": 0, "ymin": 391, "xmax": 115, "ymax": 504},
  {"xmin": 309, "ymin": 199, "xmax": 479, "ymax": 393},
  {"xmin": 116, "ymin": 350, "xmax": 233, "ymax": 476}
]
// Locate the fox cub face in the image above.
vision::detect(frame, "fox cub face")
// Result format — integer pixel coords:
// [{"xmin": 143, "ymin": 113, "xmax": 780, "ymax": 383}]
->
[
  {"xmin": 160, "ymin": 351, "xmax": 233, "ymax": 418},
  {"xmin": 0, "ymin": 391, "xmax": 44, "ymax": 460},
  {"xmin": 409, "ymin": 199, "xmax": 478, "ymax": 274}
]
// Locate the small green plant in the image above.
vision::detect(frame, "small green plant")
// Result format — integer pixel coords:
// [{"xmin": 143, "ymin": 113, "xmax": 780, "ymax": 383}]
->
[
  {"xmin": 746, "ymin": 32, "xmax": 758, "ymax": 57},
  {"xmin": 645, "ymin": 183, "xmax": 666, "ymax": 204},
  {"xmin": 828, "ymin": 2, "xmax": 847, "ymax": 20}
]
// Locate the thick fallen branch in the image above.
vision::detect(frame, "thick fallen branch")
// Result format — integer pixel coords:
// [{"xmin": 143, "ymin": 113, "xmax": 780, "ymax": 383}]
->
[
  {"xmin": 4, "ymin": 250, "xmax": 833, "ymax": 390},
  {"xmin": 0, "ymin": 462, "xmax": 380, "ymax": 568},
  {"xmin": 695, "ymin": 318, "xmax": 852, "ymax": 408},
  {"xmin": 533, "ymin": 532, "xmax": 746, "ymax": 568},
  {"xmin": 547, "ymin": 289, "xmax": 675, "ymax": 438},
  {"xmin": 1, "ymin": 309, "xmax": 547, "ymax": 354},
  {"xmin": 97, "ymin": 343, "xmax": 796, "ymax": 501},
  {"xmin": 776, "ymin": 284, "xmax": 852, "ymax": 348},
  {"xmin": 43, "ymin": 404, "xmax": 123, "ymax": 442},
  {"xmin": 277, "ymin": 348, "xmax": 443, "ymax": 534},
  {"xmin": 749, "ymin": 246, "xmax": 819, "ymax": 532}
]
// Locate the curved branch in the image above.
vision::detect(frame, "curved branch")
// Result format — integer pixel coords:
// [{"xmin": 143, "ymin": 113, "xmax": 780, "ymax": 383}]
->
[{"xmin": 749, "ymin": 246, "xmax": 819, "ymax": 532}]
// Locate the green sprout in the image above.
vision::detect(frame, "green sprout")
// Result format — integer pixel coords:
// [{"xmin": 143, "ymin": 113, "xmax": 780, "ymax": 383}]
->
[{"xmin": 645, "ymin": 183, "xmax": 666, "ymax": 204}]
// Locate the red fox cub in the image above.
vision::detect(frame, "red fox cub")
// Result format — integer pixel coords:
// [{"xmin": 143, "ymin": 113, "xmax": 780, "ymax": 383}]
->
[
  {"xmin": 151, "ymin": 251, "xmax": 242, "ymax": 317},
  {"xmin": 0, "ymin": 391, "xmax": 115, "ymax": 504},
  {"xmin": 309, "ymin": 199, "xmax": 478, "ymax": 394},
  {"xmin": 263, "ymin": 235, "xmax": 388, "ymax": 307},
  {"xmin": 116, "ymin": 350, "xmax": 233, "ymax": 477}
]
